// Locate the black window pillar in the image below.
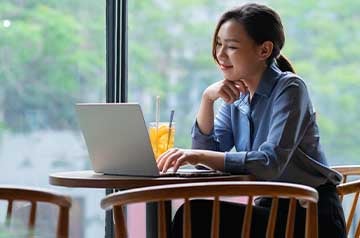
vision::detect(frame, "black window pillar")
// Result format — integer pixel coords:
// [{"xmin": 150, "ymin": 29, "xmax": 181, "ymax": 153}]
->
[
  {"xmin": 106, "ymin": 0, "xmax": 127, "ymax": 104},
  {"xmin": 105, "ymin": 0, "xmax": 127, "ymax": 237}
]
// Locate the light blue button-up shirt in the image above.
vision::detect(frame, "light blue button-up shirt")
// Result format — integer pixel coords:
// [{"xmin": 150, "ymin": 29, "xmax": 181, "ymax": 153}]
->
[{"xmin": 192, "ymin": 62, "xmax": 342, "ymax": 187}]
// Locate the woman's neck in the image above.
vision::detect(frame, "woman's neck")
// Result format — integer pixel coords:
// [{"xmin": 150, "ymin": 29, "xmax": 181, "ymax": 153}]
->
[{"xmin": 243, "ymin": 63, "xmax": 267, "ymax": 100}]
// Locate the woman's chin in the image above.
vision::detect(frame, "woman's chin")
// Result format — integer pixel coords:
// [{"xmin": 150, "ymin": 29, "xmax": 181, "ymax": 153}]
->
[
  {"xmin": 221, "ymin": 72, "xmax": 235, "ymax": 80},
  {"xmin": 224, "ymin": 75, "xmax": 238, "ymax": 81}
]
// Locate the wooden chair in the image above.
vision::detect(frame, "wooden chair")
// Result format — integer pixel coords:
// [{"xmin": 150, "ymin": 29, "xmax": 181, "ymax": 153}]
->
[
  {"xmin": 337, "ymin": 180, "xmax": 360, "ymax": 237},
  {"xmin": 0, "ymin": 185, "xmax": 72, "ymax": 238},
  {"xmin": 101, "ymin": 181, "xmax": 319, "ymax": 238},
  {"xmin": 332, "ymin": 165, "xmax": 360, "ymax": 237},
  {"xmin": 332, "ymin": 165, "xmax": 360, "ymax": 184}
]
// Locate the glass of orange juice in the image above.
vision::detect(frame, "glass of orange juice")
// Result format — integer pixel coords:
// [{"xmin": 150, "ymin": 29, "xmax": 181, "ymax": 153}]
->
[{"xmin": 148, "ymin": 122, "xmax": 176, "ymax": 160}]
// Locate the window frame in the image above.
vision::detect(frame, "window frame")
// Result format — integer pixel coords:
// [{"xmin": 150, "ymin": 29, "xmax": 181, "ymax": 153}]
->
[
  {"xmin": 106, "ymin": 0, "xmax": 127, "ymax": 104},
  {"xmin": 105, "ymin": 0, "xmax": 128, "ymax": 237}
]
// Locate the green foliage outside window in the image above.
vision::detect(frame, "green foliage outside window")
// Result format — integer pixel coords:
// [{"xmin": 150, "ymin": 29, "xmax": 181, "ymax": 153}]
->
[
  {"xmin": 0, "ymin": 0, "xmax": 359, "ymax": 165},
  {"xmin": 0, "ymin": 1, "xmax": 105, "ymax": 132},
  {"xmin": 128, "ymin": 0, "xmax": 360, "ymax": 164}
]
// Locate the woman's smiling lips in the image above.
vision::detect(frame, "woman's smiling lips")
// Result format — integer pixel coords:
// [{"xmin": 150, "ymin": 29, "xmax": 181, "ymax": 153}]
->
[{"xmin": 219, "ymin": 63, "xmax": 233, "ymax": 70}]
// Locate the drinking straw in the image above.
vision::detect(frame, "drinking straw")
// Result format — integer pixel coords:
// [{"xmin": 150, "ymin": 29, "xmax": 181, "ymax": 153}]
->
[
  {"xmin": 166, "ymin": 110, "xmax": 175, "ymax": 150},
  {"xmin": 155, "ymin": 96, "xmax": 160, "ymax": 156}
]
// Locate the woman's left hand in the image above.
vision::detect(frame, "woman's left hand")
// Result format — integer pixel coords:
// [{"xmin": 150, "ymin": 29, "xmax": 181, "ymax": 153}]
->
[{"xmin": 156, "ymin": 148, "xmax": 200, "ymax": 173}]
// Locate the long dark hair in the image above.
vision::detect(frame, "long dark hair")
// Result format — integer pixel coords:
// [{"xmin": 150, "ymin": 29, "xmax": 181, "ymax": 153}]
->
[{"xmin": 212, "ymin": 3, "xmax": 295, "ymax": 73}]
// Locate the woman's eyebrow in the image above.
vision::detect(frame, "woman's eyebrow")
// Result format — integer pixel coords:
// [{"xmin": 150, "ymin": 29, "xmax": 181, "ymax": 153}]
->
[
  {"xmin": 216, "ymin": 37, "xmax": 241, "ymax": 43},
  {"xmin": 224, "ymin": 38, "xmax": 241, "ymax": 43}
]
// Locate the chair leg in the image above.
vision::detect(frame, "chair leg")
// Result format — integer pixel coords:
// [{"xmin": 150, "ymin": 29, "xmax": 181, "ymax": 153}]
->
[
  {"xmin": 57, "ymin": 206, "xmax": 70, "ymax": 238},
  {"xmin": 113, "ymin": 206, "xmax": 127, "ymax": 238}
]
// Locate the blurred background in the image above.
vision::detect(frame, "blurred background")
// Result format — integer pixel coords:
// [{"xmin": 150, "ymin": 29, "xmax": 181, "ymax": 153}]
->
[{"xmin": 0, "ymin": 0, "xmax": 359, "ymax": 236}]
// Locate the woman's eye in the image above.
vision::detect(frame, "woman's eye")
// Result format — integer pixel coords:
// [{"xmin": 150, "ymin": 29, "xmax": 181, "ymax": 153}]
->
[{"xmin": 228, "ymin": 46, "xmax": 238, "ymax": 49}]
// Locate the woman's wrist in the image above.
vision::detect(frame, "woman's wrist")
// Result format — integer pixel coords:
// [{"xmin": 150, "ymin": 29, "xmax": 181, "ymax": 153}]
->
[
  {"xmin": 194, "ymin": 150, "xmax": 225, "ymax": 171},
  {"xmin": 202, "ymin": 89, "xmax": 216, "ymax": 104}
]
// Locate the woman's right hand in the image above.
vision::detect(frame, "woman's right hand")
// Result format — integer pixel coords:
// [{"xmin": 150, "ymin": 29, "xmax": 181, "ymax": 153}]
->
[{"xmin": 203, "ymin": 79, "xmax": 247, "ymax": 104}]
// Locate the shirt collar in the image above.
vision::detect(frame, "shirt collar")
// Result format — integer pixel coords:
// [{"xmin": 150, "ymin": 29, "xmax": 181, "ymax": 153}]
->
[
  {"xmin": 254, "ymin": 61, "xmax": 282, "ymax": 98},
  {"xmin": 233, "ymin": 92, "xmax": 250, "ymax": 113},
  {"xmin": 233, "ymin": 61, "xmax": 282, "ymax": 108}
]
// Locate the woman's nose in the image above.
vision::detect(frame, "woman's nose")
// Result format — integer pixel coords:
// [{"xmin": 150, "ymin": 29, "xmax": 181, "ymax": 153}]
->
[{"xmin": 217, "ymin": 46, "xmax": 227, "ymax": 60}]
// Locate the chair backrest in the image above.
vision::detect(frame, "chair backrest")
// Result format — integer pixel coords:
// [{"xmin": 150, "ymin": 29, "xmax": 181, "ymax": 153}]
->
[
  {"xmin": 332, "ymin": 165, "xmax": 360, "ymax": 184},
  {"xmin": 332, "ymin": 165, "xmax": 360, "ymax": 237},
  {"xmin": 101, "ymin": 181, "xmax": 319, "ymax": 238},
  {"xmin": 0, "ymin": 185, "xmax": 72, "ymax": 238},
  {"xmin": 337, "ymin": 180, "xmax": 360, "ymax": 237}
]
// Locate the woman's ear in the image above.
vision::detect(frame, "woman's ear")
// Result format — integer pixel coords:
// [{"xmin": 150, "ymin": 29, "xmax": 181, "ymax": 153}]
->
[{"xmin": 257, "ymin": 41, "xmax": 273, "ymax": 60}]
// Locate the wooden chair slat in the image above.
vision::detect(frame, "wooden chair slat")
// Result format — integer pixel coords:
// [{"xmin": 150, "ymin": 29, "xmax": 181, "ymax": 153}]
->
[
  {"xmin": 285, "ymin": 198, "xmax": 297, "ymax": 238},
  {"xmin": 58, "ymin": 206, "xmax": 70, "ymax": 238},
  {"xmin": 266, "ymin": 197, "xmax": 278, "ymax": 238},
  {"xmin": 6, "ymin": 200, "xmax": 13, "ymax": 227},
  {"xmin": 346, "ymin": 191, "xmax": 359, "ymax": 233},
  {"xmin": 113, "ymin": 205, "xmax": 126, "ymax": 238},
  {"xmin": 355, "ymin": 220, "xmax": 360, "ymax": 237},
  {"xmin": 211, "ymin": 196, "xmax": 220, "ymax": 238},
  {"xmin": 183, "ymin": 198, "xmax": 191, "ymax": 238},
  {"xmin": 242, "ymin": 195, "xmax": 253, "ymax": 238},
  {"xmin": 158, "ymin": 201, "xmax": 167, "ymax": 238},
  {"xmin": 28, "ymin": 201, "xmax": 37, "ymax": 230},
  {"xmin": 306, "ymin": 202, "xmax": 318, "ymax": 238}
]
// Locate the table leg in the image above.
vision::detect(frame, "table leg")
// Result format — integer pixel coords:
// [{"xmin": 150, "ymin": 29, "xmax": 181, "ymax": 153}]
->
[
  {"xmin": 105, "ymin": 189, "xmax": 114, "ymax": 238},
  {"xmin": 146, "ymin": 201, "xmax": 172, "ymax": 238},
  {"xmin": 105, "ymin": 189, "xmax": 127, "ymax": 238}
]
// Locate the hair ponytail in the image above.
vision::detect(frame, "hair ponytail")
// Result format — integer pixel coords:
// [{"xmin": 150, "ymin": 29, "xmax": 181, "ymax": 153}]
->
[{"xmin": 276, "ymin": 54, "xmax": 295, "ymax": 73}]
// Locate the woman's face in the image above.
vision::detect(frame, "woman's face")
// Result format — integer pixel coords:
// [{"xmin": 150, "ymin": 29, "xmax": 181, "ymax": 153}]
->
[{"xmin": 215, "ymin": 20, "xmax": 263, "ymax": 81}]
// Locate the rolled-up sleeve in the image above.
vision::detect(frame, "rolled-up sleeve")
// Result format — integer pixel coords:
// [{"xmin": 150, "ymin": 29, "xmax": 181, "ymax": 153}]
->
[
  {"xmin": 191, "ymin": 121, "xmax": 219, "ymax": 150},
  {"xmin": 192, "ymin": 103, "xmax": 234, "ymax": 151},
  {"xmin": 225, "ymin": 151, "xmax": 248, "ymax": 174}
]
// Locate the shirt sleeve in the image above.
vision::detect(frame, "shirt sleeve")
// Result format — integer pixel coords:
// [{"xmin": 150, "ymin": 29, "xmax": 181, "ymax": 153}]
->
[
  {"xmin": 191, "ymin": 121, "xmax": 219, "ymax": 150},
  {"xmin": 225, "ymin": 79, "xmax": 312, "ymax": 179},
  {"xmin": 191, "ymin": 103, "xmax": 234, "ymax": 151}
]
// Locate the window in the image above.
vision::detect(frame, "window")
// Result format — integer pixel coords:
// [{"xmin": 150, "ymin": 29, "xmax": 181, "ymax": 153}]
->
[
  {"xmin": 0, "ymin": 1, "xmax": 106, "ymax": 236},
  {"xmin": 127, "ymin": 4, "xmax": 360, "ymax": 233},
  {"xmin": 128, "ymin": 0, "xmax": 360, "ymax": 165},
  {"xmin": 1, "ymin": 0, "xmax": 359, "ymax": 237}
]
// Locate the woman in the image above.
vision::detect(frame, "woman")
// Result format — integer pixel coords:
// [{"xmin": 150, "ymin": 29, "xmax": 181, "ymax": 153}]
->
[{"xmin": 157, "ymin": 3, "xmax": 346, "ymax": 238}]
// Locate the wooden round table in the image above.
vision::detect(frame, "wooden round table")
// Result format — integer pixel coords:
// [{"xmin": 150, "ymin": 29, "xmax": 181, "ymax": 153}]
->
[{"xmin": 49, "ymin": 170, "xmax": 253, "ymax": 189}]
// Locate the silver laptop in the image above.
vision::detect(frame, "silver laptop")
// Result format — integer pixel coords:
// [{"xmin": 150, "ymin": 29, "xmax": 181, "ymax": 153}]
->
[{"xmin": 75, "ymin": 103, "xmax": 226, "ymax": 177}]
